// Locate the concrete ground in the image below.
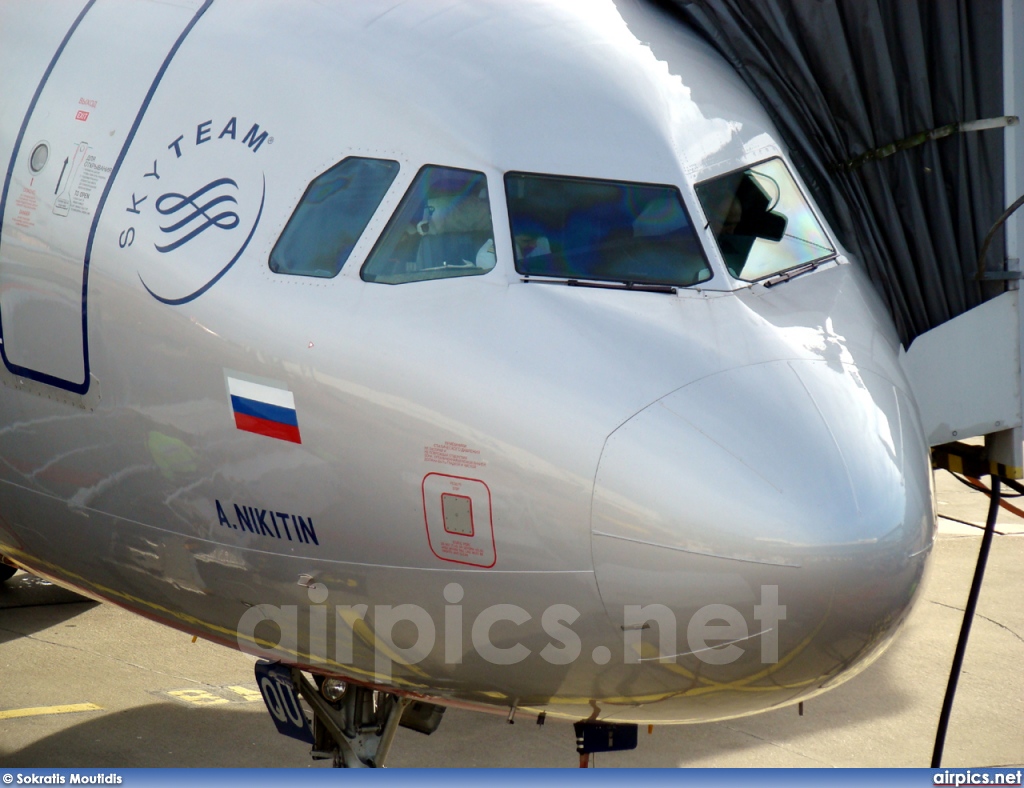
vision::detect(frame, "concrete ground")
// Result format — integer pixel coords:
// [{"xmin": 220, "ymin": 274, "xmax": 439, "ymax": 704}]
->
[{"xmin": 0, "ymin": 467, "xmax": 1021, "ymax": 768}]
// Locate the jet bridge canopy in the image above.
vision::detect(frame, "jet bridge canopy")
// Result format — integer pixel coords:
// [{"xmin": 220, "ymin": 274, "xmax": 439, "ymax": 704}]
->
[
  {"xmin": 650, "ymin": 0, "xmax": 1015, "ymax": 347},
  {"xmin": 648, "ymin": 0, "xmax": 1024, "ymax": 469}
]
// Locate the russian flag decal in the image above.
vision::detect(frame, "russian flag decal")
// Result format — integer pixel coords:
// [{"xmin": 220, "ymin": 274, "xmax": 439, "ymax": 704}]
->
[{"xmin": 226, "ymin": 375, "xmax": 301, "ymax": 444}]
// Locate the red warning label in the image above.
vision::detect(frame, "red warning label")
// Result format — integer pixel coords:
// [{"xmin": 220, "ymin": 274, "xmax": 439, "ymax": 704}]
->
[
  {"xmin": 422, "ymin": 473, "xmax": 495, "ymax": 568},
  {"xmin": 424, "ymin": 441, "xmax": 486, "ymax": 470}
]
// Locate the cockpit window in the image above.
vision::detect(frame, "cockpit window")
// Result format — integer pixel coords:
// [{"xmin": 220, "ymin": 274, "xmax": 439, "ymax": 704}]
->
[
  {"xmin": 695, "ymin": 157, "xmax": 835, "ymax": 281},
  {"xmin": 361, "ymin": 166, "xmax": 495, "ymax": 284},
  {"xmin": 269, "ymin": 157, "xmax": 399, "ymax": 278},
  {"xmin": 504, "ymin": 172, "xmax": 711, "ymax": 287}
]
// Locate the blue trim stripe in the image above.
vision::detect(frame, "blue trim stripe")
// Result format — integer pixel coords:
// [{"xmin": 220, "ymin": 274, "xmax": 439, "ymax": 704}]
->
[
  {"xmin": 0, "ymin": 767, "xmax": 1009, "ymax": 784},
  {"xmin": 230, "ymin": 395, "xmax": 298, "ymax": 427},
  {"xmin": 78, "ymin": 0, "xmax": 215, "ymax": 391}
]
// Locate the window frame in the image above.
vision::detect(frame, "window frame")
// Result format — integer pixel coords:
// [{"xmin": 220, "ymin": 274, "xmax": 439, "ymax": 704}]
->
[
  {"xmin": 268, "ymin": 155, "xmax": 401, "ymax": 279},
  {"xmin": 360, "ymin": 163, "xmax": 498, "ymax": 285},
  {"xmin": 694, "ymin": 156, "xmax": 837, "ymax": 283},
  {"xmin": 503, "ymin": 170, "xmax": 714, "ymax": 289}
]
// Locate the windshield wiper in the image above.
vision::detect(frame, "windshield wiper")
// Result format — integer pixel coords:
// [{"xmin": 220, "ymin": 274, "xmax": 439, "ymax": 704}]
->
[
  {"xmin": 762, "ymin": 256, "xmax": 834, "ymax": 288},
  {"xmin": 521, "ymin": 276, "xmax": 678, "ymax": 294}
]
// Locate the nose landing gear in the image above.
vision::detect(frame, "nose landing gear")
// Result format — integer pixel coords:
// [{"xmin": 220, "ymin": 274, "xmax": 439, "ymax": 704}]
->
[
  {"xmin": 302, "ymin": 673, "xmax": 410, "ymax": 768},
  {"xmin": 254, "ymin": 660, "xmax": 444, "ymax": 767}
]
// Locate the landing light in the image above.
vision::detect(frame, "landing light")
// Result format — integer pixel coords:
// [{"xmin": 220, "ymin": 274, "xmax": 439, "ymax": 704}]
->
[{"xmin": 321, "ymin": 678, "xmax": 347, "ymax": 703}]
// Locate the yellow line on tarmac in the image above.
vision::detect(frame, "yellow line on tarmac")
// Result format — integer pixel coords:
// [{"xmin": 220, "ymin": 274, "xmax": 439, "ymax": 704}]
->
[{"xmin": 0, "ymin": 703, "xmax": 102, "ymax": 720}]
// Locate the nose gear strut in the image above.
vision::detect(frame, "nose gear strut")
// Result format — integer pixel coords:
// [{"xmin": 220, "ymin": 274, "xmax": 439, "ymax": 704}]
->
[{"xmin": 255, "ymin": 659, "xmax": 433, "ymax": 768}]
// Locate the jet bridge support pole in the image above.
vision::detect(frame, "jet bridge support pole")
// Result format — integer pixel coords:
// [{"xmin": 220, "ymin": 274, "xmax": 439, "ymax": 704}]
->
[{"xmin": 999, "ymin": 0, "xmax": 1024, "ymax": 475}]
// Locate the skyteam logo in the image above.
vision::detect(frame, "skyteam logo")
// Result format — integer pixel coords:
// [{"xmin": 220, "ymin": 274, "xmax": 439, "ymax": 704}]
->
[
  {"xmin": 153, "ymin": 177, "xmax": 240, "ymax": 253},
  {"xmin": 117, "ymin": 116, "xmax": 270, "ymax": 305}
]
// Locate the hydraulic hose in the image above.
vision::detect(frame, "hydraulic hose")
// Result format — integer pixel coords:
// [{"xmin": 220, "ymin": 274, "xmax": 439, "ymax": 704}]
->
[{"xmin": 931, "ymin": 476, "xmax": 1001, "ymax": 766}]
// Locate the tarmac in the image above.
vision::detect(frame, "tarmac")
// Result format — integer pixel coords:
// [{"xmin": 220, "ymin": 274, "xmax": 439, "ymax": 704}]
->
[{"xmin": 0, "ymin": 467, "xmax": 1021, "ymax": 769}]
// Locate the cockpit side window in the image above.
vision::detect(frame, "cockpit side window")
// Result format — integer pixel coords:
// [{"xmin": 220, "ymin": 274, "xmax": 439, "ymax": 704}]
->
[
  {"xmin": 361, "ymin": 165, "xmax": 495, "ymax": 284},
  {"xmin": 504, "ymin": 172, "xmax": 712, "ymax": 287},
  {"xmin": 270, "ymin": 157, "xmax": 399, "ymax": 278},
  {"xmin": 695, "ymin": 157, "xmax": 835, "ymax": 281}
]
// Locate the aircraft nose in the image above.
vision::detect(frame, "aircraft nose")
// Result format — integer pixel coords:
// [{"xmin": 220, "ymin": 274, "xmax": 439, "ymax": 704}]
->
[{"xmin": 591, "ymin": 359, "xmax": 934, "ymax": 710}]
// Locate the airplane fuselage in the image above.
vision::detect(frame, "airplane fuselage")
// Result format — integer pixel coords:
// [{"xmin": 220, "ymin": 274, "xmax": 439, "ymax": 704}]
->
[{"xmin": 0, "ymin": 0, "xmax": 935, "ymax": 724}]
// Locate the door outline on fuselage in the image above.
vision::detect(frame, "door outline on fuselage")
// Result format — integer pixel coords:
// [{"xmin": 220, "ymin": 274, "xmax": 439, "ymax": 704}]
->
[{"xmin": 0, "ymin": 0, "xmax": 213, "ymax": 395}]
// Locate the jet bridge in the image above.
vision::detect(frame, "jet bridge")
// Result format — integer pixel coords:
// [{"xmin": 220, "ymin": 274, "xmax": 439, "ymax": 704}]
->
[{"xmin": 651, "ymin": 0, "xmax": 1024, "ymax": 475}]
